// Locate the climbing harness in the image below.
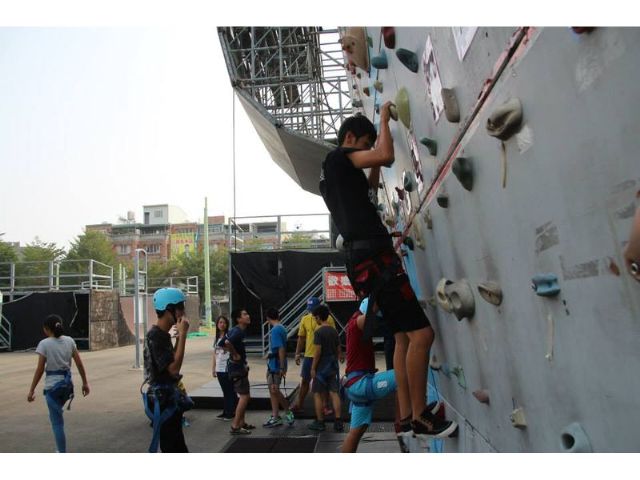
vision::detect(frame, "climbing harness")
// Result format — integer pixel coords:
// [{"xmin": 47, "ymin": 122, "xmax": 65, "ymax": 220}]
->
[
  {"xmin": 342, "ymin": 370, "xmax": 377, "ymax": 407},
  {"xmin": 141, "ymin": 380, "xmax": 193, "ymax": 453},
  {"xmin": 45, "ymin": 369, "xmax": 74, "ymax": 410}
]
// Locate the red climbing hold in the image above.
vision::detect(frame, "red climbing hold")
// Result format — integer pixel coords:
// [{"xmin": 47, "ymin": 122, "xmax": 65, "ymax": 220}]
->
[{"xmin": 382, "ymin": 27, "xmax": 396, "ymax": 49}]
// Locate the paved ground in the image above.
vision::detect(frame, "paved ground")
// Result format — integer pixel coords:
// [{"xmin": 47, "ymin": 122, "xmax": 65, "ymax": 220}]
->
[{"xmin": 0, "ymin": 336, "xmax": 400, "ymax": 453}]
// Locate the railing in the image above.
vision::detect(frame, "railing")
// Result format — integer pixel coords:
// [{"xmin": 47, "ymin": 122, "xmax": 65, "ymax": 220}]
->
[
  {"xmin": 227, "ymin": 213, "xmax": 333, "ymax": 252},
  {"xmin": 0, "ymin": 260, "xmax": 114, "ymax": 295},
  {"xmin": 0, "ymin": 313, "xmax": 11, "ymax": 351}
]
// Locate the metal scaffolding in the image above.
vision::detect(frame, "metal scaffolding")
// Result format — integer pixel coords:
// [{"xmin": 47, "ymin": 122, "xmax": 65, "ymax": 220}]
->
[{"xmin": 218, "ymin": 27, "xmax": 350, "ymax": 143}]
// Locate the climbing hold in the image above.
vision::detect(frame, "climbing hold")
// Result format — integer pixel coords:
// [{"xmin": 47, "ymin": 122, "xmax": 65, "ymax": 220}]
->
[
  {"xmin": 472, "ymin": 390, "xmax": 490, "ymax": 405},
  {"xmin": 452, "ymin": 157, "xmax": 474, "ymax": 191},
  {"xmin": 441, "ymin": 88, "xmax": 460, "ymax": 123},
  {"xmin": 510, "ymin": 408, "xmax": 527, "ymax": 429},
  {"xmin": 373, "ymin": 80, "xmax": 383, "ymax": 93},
  {"xmin": 436, "ymin": 193, "xmax": 449, "ymax": 208},
  {"xmin": 451, "ymin": 366, "xmax": 466, "ymax": 389},
  {"xmin": 341, "ymin": 27, "xmax": 369, "ymax": 71},
  {"xmin": 486, "ymin": 98, "xmax": 523, "ymax": 141},
  {"xmin": 363, "ymin": 87, "xmax": 370, "ymax": 96},
  {"xmin": 560, "ymin": 423, "xmax": 593, "ymax": 453},
  {"xmin": 352, "ymin": 99, "xmax": 364, "ymax": 108},
  {"xmin": 423, "ymin": 209, "xmax": 433, "ymax": 229},
  {"xmin": 411, "ymin": 222, "xmax": 425, "ymax": 250},
  {"xmin": 383, "ymin": 212, "xmax": 395, "ymax": 227},
  {"xmin": 395, "ymin": 88, "xmax": 411, "ymax": 128},
  {"xmin": 396, "ymin": 48, "xmax": 419, "ymax": 73},
  {"xmin": 444, "ymin": 279, "xmax": 475, "ymax": 320},
  {"xmin": 395, "ymin": 186, "xmax": 405, "ymax": 201},
  {"xmin": 430, "ymin": 354, "xmax": 441, "ymax": 371},
  {"xmin": 477, "ymin": 281, "xmax": 503, "ymax": 306},
  {"xmin": 377, "ymin": 203, "xmax": 385, "ymax": 213},
  {"xmin": 403, "ymin": 170, "xmax": 417, "ymax": 192},
  {"xmin": 531, "ymin": 273, "xmax": 561, "ymax": 297},
  {"xmin": 419, "ymin": 137, "xmax": 438, "ymax": 156},
  {"xmin": 381, "ymin": 27, "xmax": 396, "ymax": 49},
  {"xmin": 572, "ymin": 27, "xmax": 595, "ymax": 34},
  {"xmin": 335, "ymin": 234, "xmax": 345, "ymax": 251},
  {"xmin": 352, "ymin": 84, "xmax": 357, "ymax": 90},
  {"xmin": 367, "ymin": 35, "xmax": 373, "ymax": 48},
  {"xmin": 441, "ymin": 363, "xmax": 451, "ymax": 378},
  {"xmin": 403, "ymin": 236, "xmax": 415, "ymax": 251},
  {"xmin": 388, "ymin": 103, "xmax": 398, "ymax": 121},
  {"xmin": 356, "ymin": 72, "xmax": 362, "ymax": 79},
  {"xmin": 436, "ymin": 278, "xmax": 454, "ymax": 312},
  {"xmin": 371, "ymin": 50, "xmax": 388, "ymax": 69},
  {"xmin": 375, "ymin": 104, "xmax": 380, "ymax": 114}
]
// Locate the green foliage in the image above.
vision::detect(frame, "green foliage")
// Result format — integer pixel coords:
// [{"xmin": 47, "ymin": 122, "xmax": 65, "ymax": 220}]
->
[
  {"xmin": 22, "ymin": 237, "xmax": 65, "ymax": 263},
  {"xmin": 66, "ymin": 230, "xmax": 117, "ymax": 267},
  {"xmin": 16, "ymin": 237, "xmax": 66, "ymax": 288},
  {"xmin": 0, "ymin": 241, "xmax": 18, "ymax": 263}
]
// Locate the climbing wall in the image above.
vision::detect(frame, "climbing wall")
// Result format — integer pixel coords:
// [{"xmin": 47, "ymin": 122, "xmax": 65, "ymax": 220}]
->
[{"xmin": 343, "ymin": 26, "xmax": 640, "ymax": 452}]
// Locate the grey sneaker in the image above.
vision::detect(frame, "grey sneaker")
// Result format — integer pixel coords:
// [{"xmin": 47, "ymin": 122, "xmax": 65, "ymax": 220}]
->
[
  {"xmin": 284, "ymin": 410, "xmax": 295, "ymax": 426},
  {"xmin": 263, "ymin": 416, "xmax": 283, "ymax": 428}
]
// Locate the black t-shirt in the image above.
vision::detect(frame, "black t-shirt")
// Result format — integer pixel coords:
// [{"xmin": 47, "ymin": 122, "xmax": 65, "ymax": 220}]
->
[
  {"xmin": 313, "ymin": 324, "xmax": 339, "ymax": 360},
  {"xmin": 144, "ymin": 326, "xmax": 177, "ymax": 385},
  {"xmin": 319, "ymin": 147, "xmax": 390, "ymax": 242},
  {"xmin": 223, "ymin": 326, "xmax": 247, "ymax": 364}
]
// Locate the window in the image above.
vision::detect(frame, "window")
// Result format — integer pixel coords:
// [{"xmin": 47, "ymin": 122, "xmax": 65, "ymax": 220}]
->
[
  {"xmin": 146, "ymin": 244, "xmax": 160, "ymax": 254},
  {"xmin": 154, "ymin": 210, "xmax": 163, "ymax": 218},
  {"xmin": 117, "ymin": 245, "xmax": 131, "ymax": 255}
]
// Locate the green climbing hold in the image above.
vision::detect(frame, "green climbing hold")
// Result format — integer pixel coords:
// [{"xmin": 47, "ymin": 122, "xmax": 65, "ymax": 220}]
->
[
  {"xmin": 452, "ymin": 157, "xmax": 474, "ymax": 191},
  {"xmin": 403, "ymin": 236, "xmax": 415, "ymax": 251},
  {"xmin": 436, "ymin": 193, "xmax": 449, "ymax": 208},
  {"xmin": 371, "ymin": 50, "xmax": 388, "ymax": 69},
  {"xmin": 395, "ymin": 88, "xmax": 411, "ymax": 129},
  {"xmin": 352, "ymin": 99, "xmax": 363, "ymax": 108},
  {"xmin": 367, "ymin": 35, "xmax": 373, "ymax": 48},
  {"xmin": 373, "ymin": 80, "xmax": 383, "ymax": 93},
  {"xmin": 396, "ymin": 48, "xmax": 419, "ymax": 73},
  {"xmin": 419, "ymin": 137, "xmax": 437, "ymax": 156}
]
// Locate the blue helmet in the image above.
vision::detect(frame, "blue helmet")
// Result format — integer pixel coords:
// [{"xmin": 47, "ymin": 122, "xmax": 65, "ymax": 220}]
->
[
  {"xmin": 307, "ymin": 296, "xmax": 320, "ymax": 311},
  {"xmin": 153, "ymin": 288, "xmax": 186, "ymax": 311},
  {"xmin": 359, "ymin": 297, "xmax": 369, "ymax": 314}
]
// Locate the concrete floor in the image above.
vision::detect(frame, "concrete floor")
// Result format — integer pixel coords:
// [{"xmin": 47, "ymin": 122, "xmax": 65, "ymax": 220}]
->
[{"xmin": 0, "ymin": 336, "xmax": 400, "ymax": 453}]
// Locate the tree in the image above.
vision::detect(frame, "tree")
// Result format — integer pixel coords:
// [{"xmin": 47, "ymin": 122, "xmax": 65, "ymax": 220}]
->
[
  {"xmin": 66, "ymin": 230, "xmax": 117, "ymax": 267},
  {"xmin": 17, "ymin": 237, "xmax": 66, "ymax": 288},
  {"xmin": 0, "ymin": 241, "xmax": 18, "ymax": 263}
]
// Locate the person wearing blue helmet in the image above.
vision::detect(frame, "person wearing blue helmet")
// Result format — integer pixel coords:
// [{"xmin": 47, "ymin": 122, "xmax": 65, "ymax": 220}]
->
[
  {"xmin": 290, "ymin": 296, "xmax": 337, "ymax": 413},
  {"xmin": 142, "ymin": 287, "xmax": 190, "ymax": 452}
]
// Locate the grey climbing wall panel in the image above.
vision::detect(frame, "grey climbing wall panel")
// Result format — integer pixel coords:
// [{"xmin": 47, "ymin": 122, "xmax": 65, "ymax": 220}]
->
[{"xmin": 351, "ymin": 27, "xmax": 640, "ymax": 452}]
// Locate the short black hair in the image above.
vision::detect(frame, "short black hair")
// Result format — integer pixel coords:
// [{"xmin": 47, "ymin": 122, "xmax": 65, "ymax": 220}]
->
[
  {"xmin": 311, "ymin": 304, "xmax": 329, "ymax": 321},
  {"xmin": 265, "ymin": 307, "xmax": 279, "ymax": 321},
  {"xmin": 231, "ymin": 308, "xmax": 246, "ymax": 323},
  {"xmin": 155, "ymin": 301, "xmax": 185, "ymax": 318},
  {"xmin": 337, "ymin": 114, "xmax": 377, "ymax": 146}
]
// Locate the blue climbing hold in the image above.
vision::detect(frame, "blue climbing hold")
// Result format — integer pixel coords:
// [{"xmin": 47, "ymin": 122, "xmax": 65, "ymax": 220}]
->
[
  {"xmin": 371, "ymin": 50, "xmax": 388, "ymax": 69},
  {"xmin": 531, "ymin": 273, "xmax": 560, "ymax": 297}
]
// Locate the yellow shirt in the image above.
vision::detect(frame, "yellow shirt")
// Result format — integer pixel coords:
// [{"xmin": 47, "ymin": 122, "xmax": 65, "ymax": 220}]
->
[{"xmin": 298, "ymin": 312, "xmax": 336, "ymax": 358}]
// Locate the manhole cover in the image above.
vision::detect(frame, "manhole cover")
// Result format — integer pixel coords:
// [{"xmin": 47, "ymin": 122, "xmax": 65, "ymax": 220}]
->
[{"xmin": 222, "ymin": 436, "xmax": 318, "ymax": 453}]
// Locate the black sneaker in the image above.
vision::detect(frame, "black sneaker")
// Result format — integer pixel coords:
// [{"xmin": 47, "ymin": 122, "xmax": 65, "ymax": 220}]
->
[
  {"xmin": 411, "ymin": 409, "xmax": 458, "ymax": 438},
  {"xmin": 216, "ymin": 412, "xmax": 227, "ymax": 420},
  {"xmin": 396, "ymin": 419, "xmax": 412, "ymax": 453},
  {"xmin": 333, "ymin": 419, "xmax": 344, "ymax": 432}
]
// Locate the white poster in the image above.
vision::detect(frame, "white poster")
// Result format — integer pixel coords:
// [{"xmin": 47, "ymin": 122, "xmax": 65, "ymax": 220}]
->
[
  {"xmin": 421, "ymin": 36, "xmax": 444, "ymax": 123},
  {"xmin": 451, "ymin": 27, "xmax": 478, "ymax": 61}
]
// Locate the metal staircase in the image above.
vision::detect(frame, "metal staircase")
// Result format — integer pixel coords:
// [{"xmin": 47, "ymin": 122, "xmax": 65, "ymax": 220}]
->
[
  {"xmin": 249, "ymin": 266, "xmax": 347, "ymax": 356},
  {"xmin": 0, "ymin": 314, "xmax": 11, "ymax": 351}
]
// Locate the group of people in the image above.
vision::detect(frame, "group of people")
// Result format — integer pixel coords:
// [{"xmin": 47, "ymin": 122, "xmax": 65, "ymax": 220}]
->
[{"xmin": 25, "ymin": 105, "xmax": 640, "ymax": 453}]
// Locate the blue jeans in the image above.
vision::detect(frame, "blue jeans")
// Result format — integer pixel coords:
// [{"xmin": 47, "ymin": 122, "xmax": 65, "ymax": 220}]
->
[
  {"xmin": 217, "ymin": 372, "xmax": 238, "ymax": 416},
  {"xmin": 44, "ymin": 389, "xmax": 67, "ymax": 452}
]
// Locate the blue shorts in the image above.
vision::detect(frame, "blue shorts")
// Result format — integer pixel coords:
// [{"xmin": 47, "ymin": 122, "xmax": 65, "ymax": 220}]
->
[
  {"xmin": 301, "ymin": 357, "xmax": 313, "ymax": 381},
  {"xmin": 347, "ymin": 370, "xmax": 397, "ymax": 429}
]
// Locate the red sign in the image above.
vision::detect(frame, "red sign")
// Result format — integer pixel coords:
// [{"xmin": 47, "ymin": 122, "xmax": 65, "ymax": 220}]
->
[{"xmin": 324, "ymin": 271, "xmax": 357, "ymax": 302}]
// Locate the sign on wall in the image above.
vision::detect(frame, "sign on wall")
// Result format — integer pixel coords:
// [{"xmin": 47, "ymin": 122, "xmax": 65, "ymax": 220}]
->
[{"xmin": 324, "ymin": 271, "xmax": 357, "ymax": 302}]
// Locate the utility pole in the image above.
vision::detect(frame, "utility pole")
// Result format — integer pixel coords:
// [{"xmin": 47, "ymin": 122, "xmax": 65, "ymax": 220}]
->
[{"xmin": 203, "ymin": 197, "xmax": 212, "ymax": 330}]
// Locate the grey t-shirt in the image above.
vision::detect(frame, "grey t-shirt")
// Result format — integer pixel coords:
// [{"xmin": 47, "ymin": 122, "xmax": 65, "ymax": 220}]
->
[
  {"xmin": 35, "ymin": 335, "xmax": 77, "ymax": 389},
  {"xmin": 313, "ymin": 325, "xmax": 339, "ymax": 360}
]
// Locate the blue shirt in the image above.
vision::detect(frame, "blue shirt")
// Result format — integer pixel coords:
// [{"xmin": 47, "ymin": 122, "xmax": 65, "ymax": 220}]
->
[
  {"xmin": 268, "ymin": 323, "xmax": 287, "ymax": 373},
  {"xmin": 219, "ymin": 326, "xmax": 247, "ymax": 365}
]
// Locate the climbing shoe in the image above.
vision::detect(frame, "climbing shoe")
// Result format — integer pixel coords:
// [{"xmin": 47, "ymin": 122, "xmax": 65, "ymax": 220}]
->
[
  {"xmin": 263, "ymin": 416, "xmax": 283, "ymax": 428},
  {"xmin": 411, "ymin": 409, "xmax": 458, "ymax": 438},
  {"xmin": 308, "ymin": 420, "xmax": 326, "ymax": 431},
  {"xmin": 242, "ymin": 422, "xmax": 256, "ymax": 430},
  {"xmin": 284, "ymin": 410, "xmax": 295, "ymax": 426},
  {"xmin": 230, "ymin": 426, "xmax": 252, "ymax": 435},
  {"xmin": 334, "ymin": 419, "xmax": 344, "ymax": 432}
]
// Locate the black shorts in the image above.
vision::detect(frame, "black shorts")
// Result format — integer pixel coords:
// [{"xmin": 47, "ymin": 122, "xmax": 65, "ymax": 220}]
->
[{"xmin": 346, "ymin": 247, "xmax": 430, "ymax": 334}]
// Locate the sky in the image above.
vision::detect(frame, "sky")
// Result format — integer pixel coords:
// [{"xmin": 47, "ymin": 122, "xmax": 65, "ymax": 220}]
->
[
  {"xmin": 0, "ymin": 1, "xmax": 619, "ymax": 250},
  {"xmin": 0, "ymin": 26, "xmax": 328, "ymax": 249}
]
